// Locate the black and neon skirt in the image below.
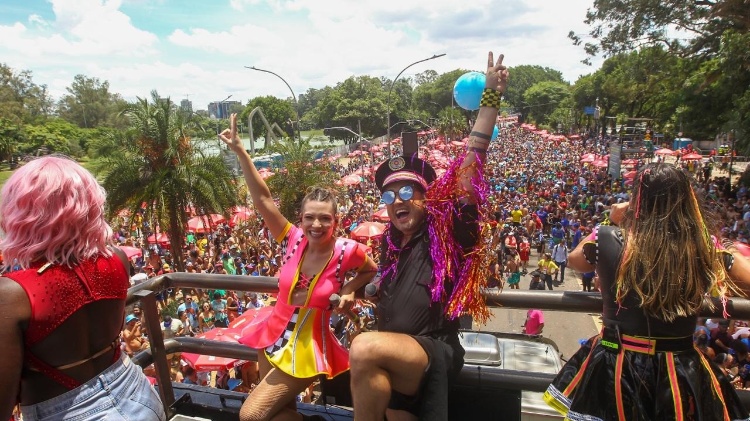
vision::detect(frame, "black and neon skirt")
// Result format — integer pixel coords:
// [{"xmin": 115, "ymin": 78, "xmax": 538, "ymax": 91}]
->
[{"xmin": 544, "ymin": 333, "xmax": 750, "ymax": 421}]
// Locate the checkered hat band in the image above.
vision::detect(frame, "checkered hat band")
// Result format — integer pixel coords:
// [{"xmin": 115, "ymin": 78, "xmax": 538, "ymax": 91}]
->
[{"xmin": 383, "ymin": 172, "xmax": 428, "ymax": 190}]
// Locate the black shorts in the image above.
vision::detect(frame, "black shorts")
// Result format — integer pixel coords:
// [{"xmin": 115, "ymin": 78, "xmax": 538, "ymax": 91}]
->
[{"xmin": 388, "ymin": 334, "xmax": 464, "ymax": 420}]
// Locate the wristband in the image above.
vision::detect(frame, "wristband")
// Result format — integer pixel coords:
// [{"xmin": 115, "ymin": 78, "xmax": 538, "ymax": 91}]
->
[
  {"xmin": 480, "ymin": 88, "xmax": 502, "ymax": 109},
  {"xmin": 470, "ymin": 130, "xmax": 492, "ymax": 141}
]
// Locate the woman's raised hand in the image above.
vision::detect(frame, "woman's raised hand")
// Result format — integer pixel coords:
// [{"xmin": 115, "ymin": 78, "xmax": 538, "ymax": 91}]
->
[{"xmin": 219, "ymin": 113, "xmax": 243, "ymax": 152}]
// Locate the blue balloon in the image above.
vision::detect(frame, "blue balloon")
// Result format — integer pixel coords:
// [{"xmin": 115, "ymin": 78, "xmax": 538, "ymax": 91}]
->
[
  {"xmin": 491, "ymin": 125, "xmax": 499, "ymax": 140},
  {"xmin": 453, "ymin": 72, "xmax": 486, "ymax": 111}
]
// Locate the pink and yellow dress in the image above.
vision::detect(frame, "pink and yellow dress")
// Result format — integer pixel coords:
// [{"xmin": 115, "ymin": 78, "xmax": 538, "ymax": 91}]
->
[{"xmin": 239, "ymin": 223, "xmax": 368, "ymax": 379}]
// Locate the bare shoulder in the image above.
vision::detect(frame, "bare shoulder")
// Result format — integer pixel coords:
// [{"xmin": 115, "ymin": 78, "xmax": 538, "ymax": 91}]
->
[{"xmin": 0, "ymin": 276, "xmax": 30, "ymax": 324}]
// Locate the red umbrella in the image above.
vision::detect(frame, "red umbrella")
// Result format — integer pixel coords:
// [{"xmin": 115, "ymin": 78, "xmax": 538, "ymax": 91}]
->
[
  {"xmin": 336, "ymin": 174, "xmax": 363, "ymax": 186},
  {"xmin": 230, "ymin": 210, "xmax": 255, "ymax": 226},
  {"xmin": 352, "ymin": 167, "xmax": 371, "ymax": 176},
  {"xmin": 580, "ymin": 153, "xmax": 596, "ymax": 163},
  {"xmin": 623, "ymin": 170, "xmax": 637, "ymax": 179},
  {"xmin": 371, "ymin": 208, "xmax": 390, "ymax": 222},
  {"xmin": 682, "ymin": 152, "xmax": 703, "ymax": 161},
  {"xmin": 147, "ymin": 232, "xmax": 170, "ymax": 246},
  {"xmin": 187, "ymin": 214, "xmax": 226, "ymax": 233},
  {"xmin": 182, "ymin": 328, "xmax": 246, "ymax": 372},
  {"xmin": 592, "ymin": 159, "xmax": 609, "ymax": 168},
  {"xmin": 119, "ymin": 245, "xmax": 143, "ymax": 259},
  {"xmin": 654, "ymin": 148, "xmax": 675, "ymax": 156},
  {"xmin": 229, "ymin": 306, "xmax": 274, "ymax": 331},
  {"xmin": 350, "ymin": 221, "xmax": 387, "ymax": 240}
]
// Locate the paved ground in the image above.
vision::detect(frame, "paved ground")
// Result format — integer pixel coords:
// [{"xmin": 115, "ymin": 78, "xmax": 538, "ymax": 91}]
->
[{"xmin": 475, "ymin": 250, "xmax": 600, "ymax": 361}]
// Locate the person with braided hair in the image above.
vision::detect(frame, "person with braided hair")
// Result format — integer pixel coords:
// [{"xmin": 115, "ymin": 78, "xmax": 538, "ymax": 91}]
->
[
  {"xmin": 545, "ymin": 162, "xmax": 750, "ymax": 420},
  {"xmin": 221, "ymin": 114, "xmax": 377, "ymax": 421}
]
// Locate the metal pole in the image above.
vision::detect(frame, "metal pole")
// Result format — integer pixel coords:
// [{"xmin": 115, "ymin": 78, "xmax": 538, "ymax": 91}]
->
[
  {"xmin": 245, "ymin": 66, "xmax": 301, "ymax": 142},
  {"xmin": 730, "ymin": 129, "xmax": 736, "ymax": 190},
  {"xmin": 386, "ymin": 54, "xmax": 446, "ymax": 158}
]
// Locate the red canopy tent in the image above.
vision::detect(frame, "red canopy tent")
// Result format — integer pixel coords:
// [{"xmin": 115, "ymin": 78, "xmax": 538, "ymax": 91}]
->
[
  {"xmin": 147, "ymin": 232, "xmax": 170, "ymax": 246},
  {"xmin": 681, "ymin": 152, "xmax": 703, "ymax": 161},
  {"xmin": 119, "ymin": 246, "xmax": 143, "ymax": 259},
  {"xmin": 182, "ymin": 328, "xmax": 246, "ymax": 372},
  {"xmin": 371, "ymin": 208, "xmax": 390, "ymax": 222},
  {"xmin": 654, "ymin": 148, "xmax": 675, "ymax": 156},
  {"xmin": 350, "ymin": 221, "xmax": 386, "ymax": 241},
  {"xmin": 187, "ymin": 214, "xmax": 226, "ymax": 233}
]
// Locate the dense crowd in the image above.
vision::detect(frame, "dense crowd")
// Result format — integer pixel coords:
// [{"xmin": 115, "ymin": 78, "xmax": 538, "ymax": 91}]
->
[{"xmin": 113, "ymin": 122, "xmax": 750, "ymax": 395}]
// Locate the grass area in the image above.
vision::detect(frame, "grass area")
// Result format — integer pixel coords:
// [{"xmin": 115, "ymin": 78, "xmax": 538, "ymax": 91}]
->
[
  {"xmin": 301, "ymin": 129, "xmax": 325, "ymax": 137},
  {"xmin": 0, "ymin": 169, "xmax": 12, "ymax": 187}
]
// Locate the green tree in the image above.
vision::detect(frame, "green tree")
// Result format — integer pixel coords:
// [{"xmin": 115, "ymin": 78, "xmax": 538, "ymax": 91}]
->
[
  {"xmin": 412, "ymin": 69, "xmax": 467, "ymax": 118},
  {"xmin": 435, "ymin": 107, "xmax": 467, "ymax": 140},
  {"xmin": 570, "ymin": 0, "xmax": 750, "ymax": 62},
  {"xmin": 99, "ymin": 91, "xmax": 241, "ymax": 270},
  {"xmin": 0, "ymin": 63, "xmax": 53, "ymax": 125},
  {"xmin": 523, "ymin": 81, "xmax": 571, "ymax": 125},
  {"xmin": 504, "ymin": 65, "xmax": 565, "ymax": 121},
  {"xmin": 0, "ymin": 118, "xmax": 22, "ymax": 163},
  {"xmin": 265, "ymin": 136, "xmax": 340, "ymax": 221},
  {"xmin": 57, "ymin": 75, "xmax": 125, "ymax": 129}
]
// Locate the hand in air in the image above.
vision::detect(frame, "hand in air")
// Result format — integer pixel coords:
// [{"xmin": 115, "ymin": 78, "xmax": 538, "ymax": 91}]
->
[
  {"xmin": 485, "ymin": 52, "xmax": 509, "ymax": 93},
  {"xmin": 219, "ymin": 113, "xmax": 243, "ymax": 151}
]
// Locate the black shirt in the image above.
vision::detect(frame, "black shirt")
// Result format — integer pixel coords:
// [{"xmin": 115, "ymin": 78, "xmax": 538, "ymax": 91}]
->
[{"xmin": 377, "ymin": 204, "xmax": 479, "ymax": 338}]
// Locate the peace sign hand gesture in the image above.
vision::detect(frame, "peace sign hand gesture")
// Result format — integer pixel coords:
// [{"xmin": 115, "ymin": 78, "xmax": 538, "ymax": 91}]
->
[
  {"xmin": 219, "ymin": 113, "xmax": 243, "ymax": 152},
  {"xmin": 485, "ymin": 52, "xmax": 509, "ymax": 93}
]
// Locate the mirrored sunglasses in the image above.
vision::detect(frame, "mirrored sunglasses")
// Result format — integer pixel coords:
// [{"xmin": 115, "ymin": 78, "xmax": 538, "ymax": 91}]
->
[{"xmin": 382, "ymin": 185, "xmax": 415, "ymax": 205}]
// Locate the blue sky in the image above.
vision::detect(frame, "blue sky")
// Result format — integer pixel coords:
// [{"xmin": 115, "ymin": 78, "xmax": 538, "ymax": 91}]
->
[{"xmin": 0, "ymin": 0, "xmax": 603, "ymax": 111}]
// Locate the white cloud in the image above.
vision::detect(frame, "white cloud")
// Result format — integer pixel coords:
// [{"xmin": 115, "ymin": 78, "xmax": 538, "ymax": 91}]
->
[{"xmin": 0, "ymin": 0, "xmax": 604, "ymax": 111}]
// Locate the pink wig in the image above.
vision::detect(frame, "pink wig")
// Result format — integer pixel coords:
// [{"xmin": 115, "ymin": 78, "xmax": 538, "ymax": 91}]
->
[{"xmin": 0, "ymin": 156, "xmax": 113, "ymax": 269}]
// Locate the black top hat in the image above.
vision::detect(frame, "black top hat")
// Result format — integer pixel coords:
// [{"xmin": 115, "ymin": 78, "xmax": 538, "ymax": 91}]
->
[{"xmin": 375, "ymin": 155, "xmax": 437, "ymax": 192}]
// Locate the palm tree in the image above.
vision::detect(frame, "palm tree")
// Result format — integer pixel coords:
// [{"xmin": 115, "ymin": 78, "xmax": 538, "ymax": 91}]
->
[
  {"xmin": 98, "ymin": 90, "xmax": 240, "ymax": 270},
  {"xmin": 265, "ymin": 135, "xmax": 341, "ymax": 221}
]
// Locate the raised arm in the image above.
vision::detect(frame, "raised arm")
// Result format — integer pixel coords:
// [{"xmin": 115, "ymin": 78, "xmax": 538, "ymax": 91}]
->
[
  {"xmin": 220, "ymin": 113, "xmax": 289, "ymax": 239},
  {"xmin": 459, "ymin": 52, "xmax": 509, "ymax": 203}
]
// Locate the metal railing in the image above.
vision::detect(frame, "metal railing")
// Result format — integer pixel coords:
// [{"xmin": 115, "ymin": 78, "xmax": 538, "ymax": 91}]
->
[{"xmin": 129, "ymin": 273, "xmax": 750, "ymax": 417}]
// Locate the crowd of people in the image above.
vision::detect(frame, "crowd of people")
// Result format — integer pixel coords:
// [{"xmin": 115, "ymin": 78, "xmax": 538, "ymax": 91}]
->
[{"xmin": 6, "ymin": 49, "xmax": 750, "ymax": 420}]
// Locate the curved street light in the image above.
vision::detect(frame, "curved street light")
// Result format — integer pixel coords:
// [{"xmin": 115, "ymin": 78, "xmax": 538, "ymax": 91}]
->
[
  {"xmin": 245, "ymin": 66, "xmax": 301, "ymax": 142},
  {"xmin": 386, "ymin": 53, "xmax": 446, "ymax": 157}
]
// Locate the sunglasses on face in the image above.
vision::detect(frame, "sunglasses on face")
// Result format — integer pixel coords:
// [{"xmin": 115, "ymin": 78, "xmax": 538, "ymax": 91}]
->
[{"xmin": 382, "ymin": 185, "xmax": 416, "ymax": 205}]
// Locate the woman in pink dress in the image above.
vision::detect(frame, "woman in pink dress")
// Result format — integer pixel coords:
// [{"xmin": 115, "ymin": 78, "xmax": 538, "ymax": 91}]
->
[{"xmin": 221, "ymin": 114, "xmax": 377, "ymax": 421}]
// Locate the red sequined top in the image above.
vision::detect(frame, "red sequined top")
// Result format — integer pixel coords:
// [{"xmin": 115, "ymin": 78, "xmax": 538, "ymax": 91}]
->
[{"xmin": 5, "ymin": 255, "xmax": 129, "ymax": 347}]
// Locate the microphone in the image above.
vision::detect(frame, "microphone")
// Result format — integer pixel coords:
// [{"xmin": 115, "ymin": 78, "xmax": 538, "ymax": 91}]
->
[
  {"xmin": 365, "ymin": 283, "xmax": 378, "ymax": 298},
  {"xmin": 329, "ymin": 293, "xmax": 361, "ymax": 325}
]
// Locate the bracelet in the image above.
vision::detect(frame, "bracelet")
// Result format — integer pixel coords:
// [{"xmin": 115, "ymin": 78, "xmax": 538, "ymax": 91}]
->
[
  {"xmin": 480, "ymin": 88, "xmax": 502, "ymax": 109},
  {"xmin": 470, "ymin": 130, "xmax": 491, "ymax": 141},
  {"xmin": 468, "ymin": 146, "xmax": 487, "ymax": 154}
]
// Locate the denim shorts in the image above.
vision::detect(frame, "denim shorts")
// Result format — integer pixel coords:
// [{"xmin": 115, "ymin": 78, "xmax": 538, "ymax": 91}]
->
[{"xmin": 21, "ymin": 354, "xmax": 165, "ymax": 421}]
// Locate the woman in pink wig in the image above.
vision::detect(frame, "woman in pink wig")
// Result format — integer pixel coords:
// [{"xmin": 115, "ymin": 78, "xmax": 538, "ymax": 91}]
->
[{"xmin": 0, "ymin": 156, "xmax": 164, "ymax": 420}]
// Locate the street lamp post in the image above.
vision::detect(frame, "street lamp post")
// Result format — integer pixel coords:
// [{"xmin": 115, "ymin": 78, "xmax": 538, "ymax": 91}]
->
[
  {"xmin": 326, "ymin": 126, "xmax": 370, "ymax": 189},
  {"xmin": 386, "ymin": 54, "xmax": 446, "ymax": 158},
  {"xmin": 245, "ymin": 66, "xmax": 301, "ymax": 142}
]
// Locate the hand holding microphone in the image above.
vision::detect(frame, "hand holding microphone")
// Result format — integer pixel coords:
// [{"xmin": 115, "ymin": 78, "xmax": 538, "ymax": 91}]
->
[{"xmin": 329, "ymin": 293, "xmax": 363, "ymax": 331}]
